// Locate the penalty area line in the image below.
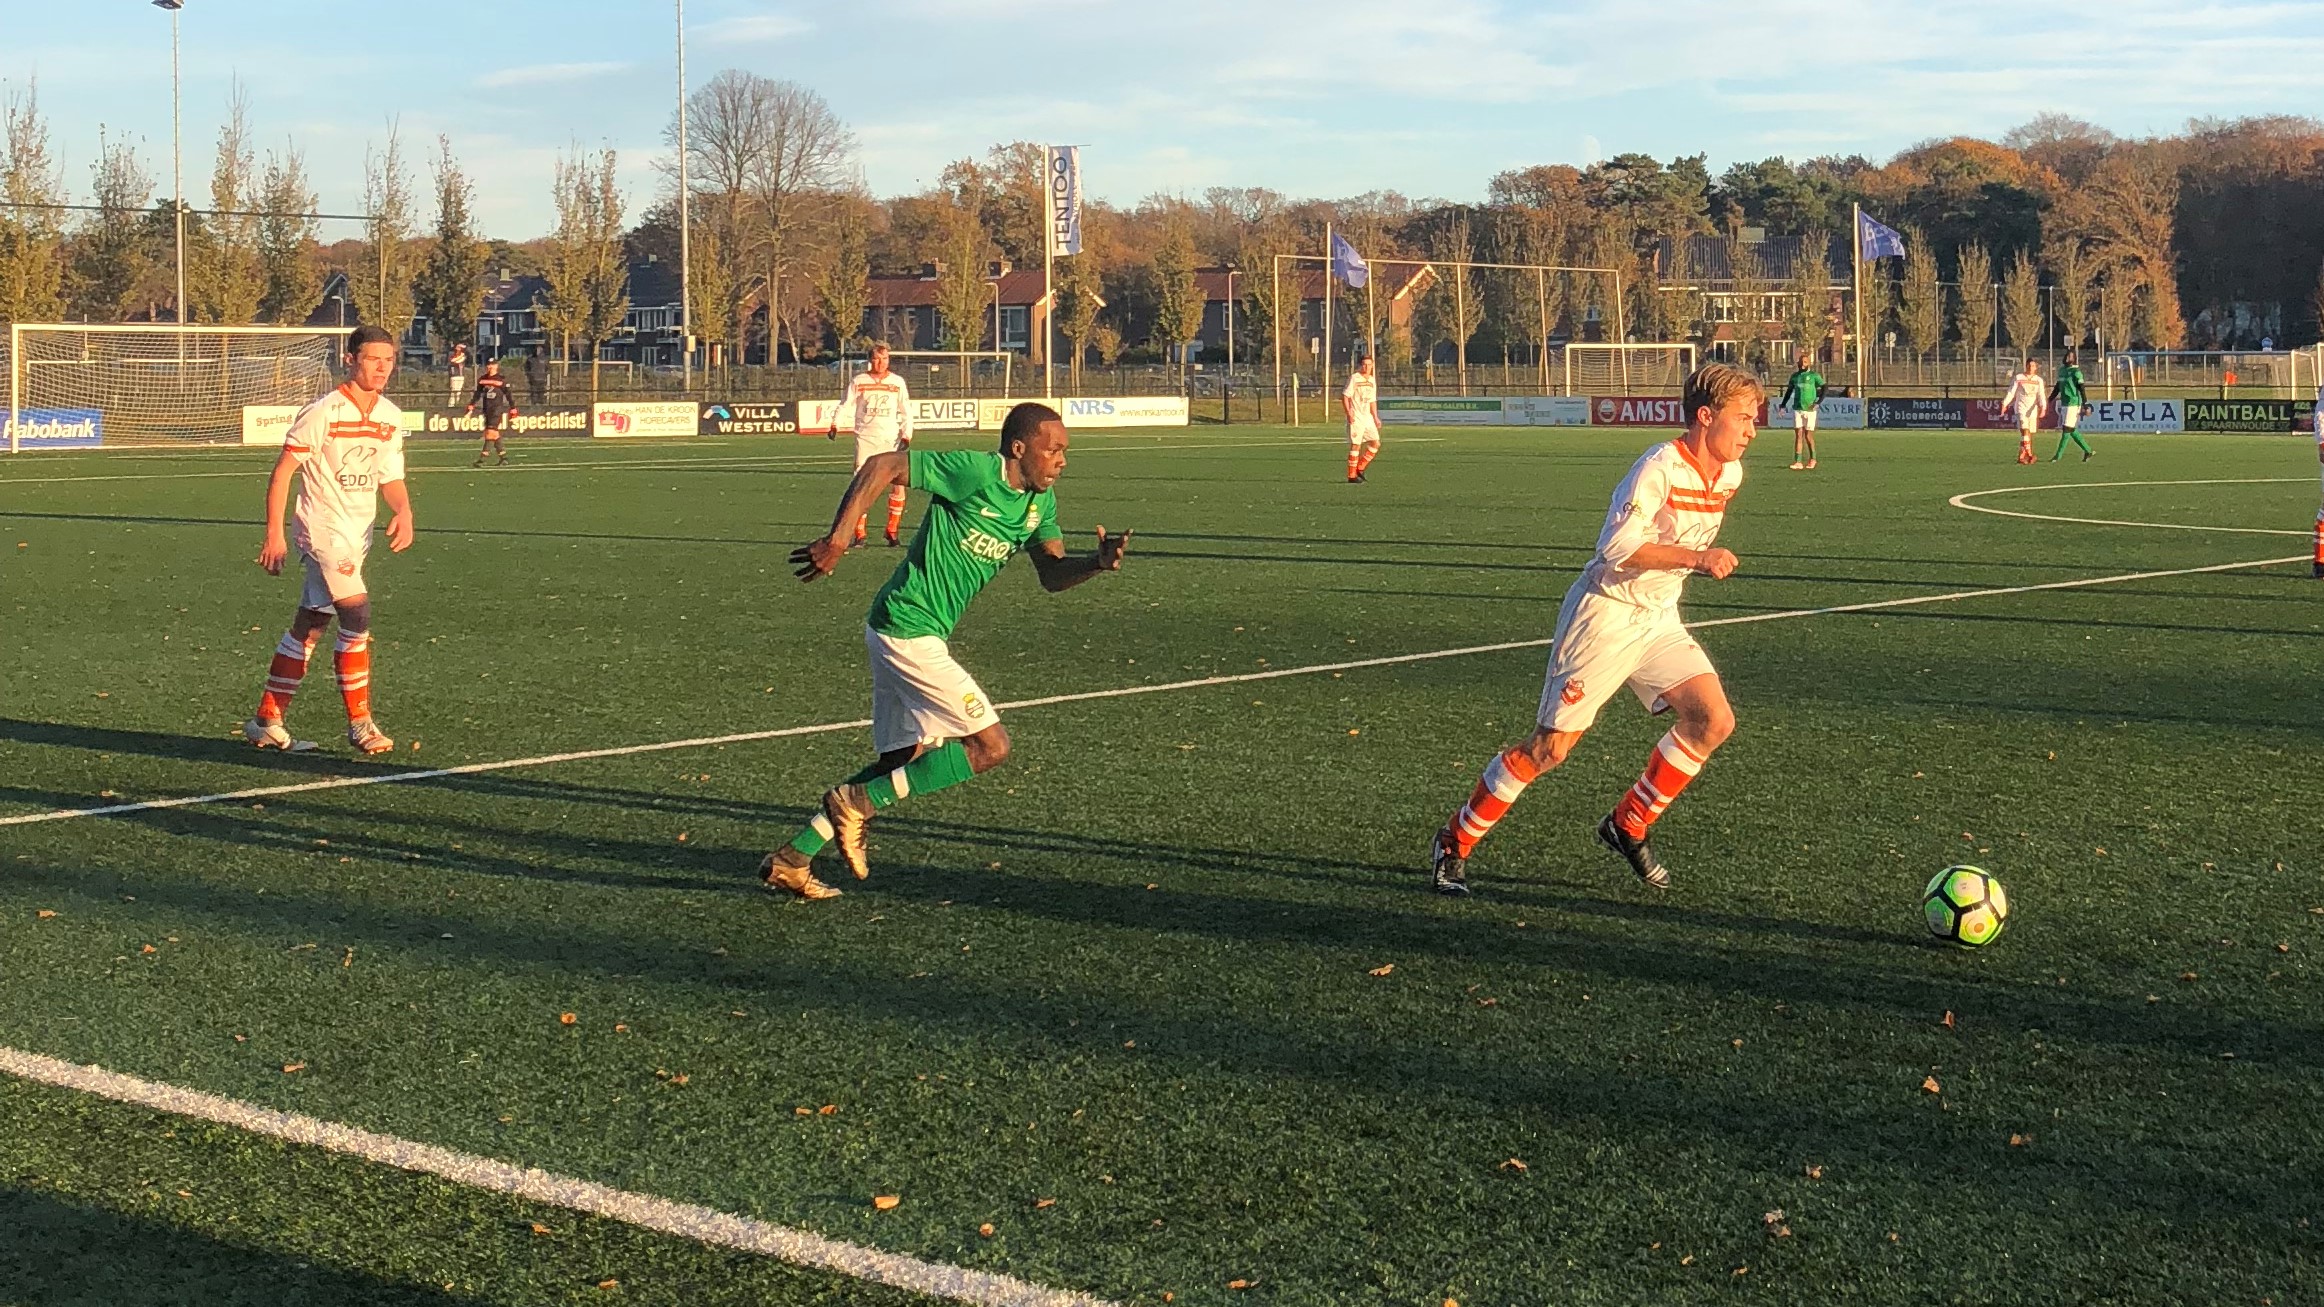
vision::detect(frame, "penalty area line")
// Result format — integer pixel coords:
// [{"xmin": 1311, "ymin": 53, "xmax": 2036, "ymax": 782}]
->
[
  {"xmin": 0, "ymin": 1046, "xmax": 1119, "ymax": 1307},
  {"xmin": 2, "ymin": 550, "xmax": 2303, "ymax": 830}
]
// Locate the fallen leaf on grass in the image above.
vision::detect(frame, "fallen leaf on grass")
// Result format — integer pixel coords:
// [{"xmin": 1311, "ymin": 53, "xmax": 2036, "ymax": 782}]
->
[
  {"xmin": 1941, "ymin": 1010, "xmax": 1956, "ymax": 1029},
  {"xmin": 1367, "ymin": 964, "xmax": 1395, "ymax": 977},
  {"xmin": 596, "ymin": 1278, "xmax": 619, "ymax": 1290},
  {"xmin": 1035, "ymin": 1198, "xmax": 1056, "ymax": 1209},
  {"xmin": 560, "ymin": 1012, "xmax": 578, "ymax": 1026},
  {"xmin": 819, "ymin": 1104, "xmax": 838, "ymax": 1115},
  {"xmin": 676, "ymin": 832, "xmax": 688, "ymax": 843},
  {"xmin": 1227, "ymin": 1280, "xmax": 1253, "ymax": 1291},
  {"xmin": 35, "ymin": 910, "xmax": 55, "ymax": 919},
  {"xmin": 979, "ymin": 1223, "xmax": 995, "ymax": 1238},
  {"xmin": 341, "ymin": 947, "xmax": 353, "ymax": 968},
  {"xmin": 1921, "ymin": 1076, "xmax": 1941, "ymax": 1094},
  {"xmin": 2180, "ymin": 972, "xmax": 2199, "ymax": 982},
  {"xmin": 1498, "ymin": 1158, "xmax": 1528, "ymax": 1172},
  {"xmin": 1802, "ymin": 1164, "xmax": 1824, "ymax": 1180},
  {"xmin": 1761, "ymin": 1209, "xmax": 1791, "ymax": 1238},
  {"xmin": 282, "ymin": 1063, "xmax": 305, "ymax": 1074},
  {"xmin": 1680, "ymin": 1254, "xmax": 1695, "ymax": 1266},
  {"xmin": 2009, "ymin": 1133, "xmax": 2030, "ymax": 1147},
  {"xmin": 140, "ymin": 944, "xmax": 156, "ymax": 955},
  {"xmin": 872, "ymin": 1195, "xmax": 901, "ymax": 1211},
  {"xmin": 614, "ymin": 1023, "xmax": 629, "ymax": 1032},
  {"xmin": 530, "ymin": 1223, "xmax": 553, "ymax": 1236},
  {"xmin": 794, "ymin": 1106, "xmax": 813, "ymax": 1117}
]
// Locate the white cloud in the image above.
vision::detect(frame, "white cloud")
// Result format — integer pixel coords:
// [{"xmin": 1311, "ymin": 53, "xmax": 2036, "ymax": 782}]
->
[
  {"xmin": 695, "ymin": 13, "xmax": 812, "ymax": 43},
  {"xmin": 477, "ymin": 62, "xmax": 630, "ymax": 90}
]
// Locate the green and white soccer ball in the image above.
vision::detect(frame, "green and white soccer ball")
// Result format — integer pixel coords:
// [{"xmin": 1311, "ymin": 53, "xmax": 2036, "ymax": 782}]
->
[{"xmin": 1923, "ymin": 865, "xmax": 2009, "ymax": 947}]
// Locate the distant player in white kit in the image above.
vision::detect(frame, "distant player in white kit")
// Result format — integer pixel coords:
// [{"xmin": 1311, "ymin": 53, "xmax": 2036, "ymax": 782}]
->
[
  {"xmin": 831, "ymin": 342, "xmax": 914, "ymax": 545},
  {"xmin": 1344, "ymin": 355, "xmax": 1380, "ymax": 482},
  {"xmin": 2001, "ymin": 358, "xmax": 2047, "ymax": 465},
  {"xmin": 1431, "ymin": 363, "xmax": 1760, "ymax": 895},
  {"xmin": 246, "ymin": 324, "xmax": 414, "ymax": 755}
]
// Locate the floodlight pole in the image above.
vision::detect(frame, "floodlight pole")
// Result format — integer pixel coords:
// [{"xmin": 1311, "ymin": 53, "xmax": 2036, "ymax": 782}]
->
[
  {"xmin": 676, "ymin": 0, "xmax": 691, "ymax": 387},
  {"xmin": 155, "ymin": 0, "xmax": 185, "ymax": 324},
  {"xmin": 1852, "ymin": 202, "xmax": 1865, "ymax": 392}
]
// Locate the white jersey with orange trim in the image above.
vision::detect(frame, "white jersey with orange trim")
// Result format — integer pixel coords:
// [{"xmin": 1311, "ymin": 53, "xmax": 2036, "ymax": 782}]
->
[
  {"xmin": 1572, "ymin": 439, "xmax": 1742, "ymax": 613},
  {"xmin": 838, "ymin": 370, "xmax": 914, "ymax": 464},
  {"xmin": 2001, "ymin": 372, "xmax": 2048, "ymax": 429},
  {"xmin": 282, "ymin": 385, "xmax": 407, "ymax": 555},
  {"xmin": 1343, "ymin": 372, "xmax": 1379, "ymax": 437}
]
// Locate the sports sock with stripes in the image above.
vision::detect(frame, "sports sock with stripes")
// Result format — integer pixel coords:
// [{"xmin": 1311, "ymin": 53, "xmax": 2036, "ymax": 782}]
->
[
  {"xmin": 1612, "ymin": 729, "xmax": 1708, "ymax": 839},
  {"xmin": 1450, "ymin": 747, "xmax": 1540, "ymax": 857},
  {"xmin": 335, "ymin": 630, "xmax": 373, "ymax": 723},
  {"xmin": 884, "ymin": 485, "xmax": 907, "ymax": 537},
  {"xmin": 256, "ymin": 623, "xmax": 324, "ymax": 720}
]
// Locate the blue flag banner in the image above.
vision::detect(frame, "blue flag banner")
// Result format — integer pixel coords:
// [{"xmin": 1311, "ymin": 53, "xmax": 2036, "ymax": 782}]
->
[
  {"xmin": 1858, "ymin": 211, "xmax": 1905, "ymax": 262},
  {"xmin": 1330, "ymin": 231, "xmax": 1369, "ymax": 288}
]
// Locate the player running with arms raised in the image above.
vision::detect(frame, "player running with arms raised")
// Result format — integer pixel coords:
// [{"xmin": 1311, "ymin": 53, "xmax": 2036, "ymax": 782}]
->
[
  {"xmin": 2002, "ymin": 358, "xmax": 2046, "ymax": 465},
  {"xmin": 464, "ymin": 357, "xmax": 517, "ymax": 466},
  {"xmin": 762, "ymin": 402, "xmax": 1131, "ymax": 899},
  {"xmin": 1344, "ymin": 355, "xmax": 1380, "ymax": 482},
  {"xmin": 832, "ymin": 342, "xmax": 914, "ymax": 546},
  {"xmin": 1431, "ymin": 362, "xmax": 1760, "ymax": 895},
  {"xmin": 245, "ymin": 324, "xmax": 413, "ymax": 755},
  {"xmin": 1780, "ymin": 351, "xmax": 1823, "ymax": 470}
]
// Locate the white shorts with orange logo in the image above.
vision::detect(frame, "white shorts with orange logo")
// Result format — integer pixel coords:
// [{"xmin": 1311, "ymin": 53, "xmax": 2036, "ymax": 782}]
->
[
  {"xmin": 866, "ymin": 625, "xmax": 996, "ymax": 754},
  {"xmin": 1348, "ymin": 421, "xmax": 1380, "ymax": 447},
  {"xmin": 1536, "ymin": 588, "xmax": 1716, "ymax": 734},
  {"xmin": 297, "ymin": 533, "xmax": 370, "ymax": 610}
]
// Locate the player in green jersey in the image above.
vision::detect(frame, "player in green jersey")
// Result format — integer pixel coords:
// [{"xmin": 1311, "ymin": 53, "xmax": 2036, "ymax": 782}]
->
[
  {"xmin": 2052, "ymin": 349, "xmax": 2093, "ymax": 460},
  {"xmin": 762, "ymin": 402, "xmax": 1133, "ymax": 899},
  {"xmin": 1780, "ymin": 353, "xmax": 1824, "ymax": 470}
]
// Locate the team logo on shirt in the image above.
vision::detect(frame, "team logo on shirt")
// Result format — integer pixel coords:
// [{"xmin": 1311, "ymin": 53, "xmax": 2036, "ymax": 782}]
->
[{"xmin": 1560, "ymin": 676, "xmax": 1587, "ymax": 706}]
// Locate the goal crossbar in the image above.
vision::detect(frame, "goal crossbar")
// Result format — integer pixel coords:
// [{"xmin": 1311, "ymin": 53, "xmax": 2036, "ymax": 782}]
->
[{"xmin": 8, "ymin": 323, "xmax": 348, "ymax": 452}]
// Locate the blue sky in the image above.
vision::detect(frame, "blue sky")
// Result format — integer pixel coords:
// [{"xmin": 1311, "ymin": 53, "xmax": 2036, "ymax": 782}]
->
[{"xmin": 6, "ymin": 0, "xmax": 2322, "ymax": 239}]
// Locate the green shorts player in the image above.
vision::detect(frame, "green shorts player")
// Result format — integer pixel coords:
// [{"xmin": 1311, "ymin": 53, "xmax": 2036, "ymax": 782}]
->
[
  {"xmin": 763, "ymin": 402, "xmax": 1133, "ymax": 899},
  {"xmin": 2052, "ymin": 349, "xmax": 2092, "ymax": 461}
]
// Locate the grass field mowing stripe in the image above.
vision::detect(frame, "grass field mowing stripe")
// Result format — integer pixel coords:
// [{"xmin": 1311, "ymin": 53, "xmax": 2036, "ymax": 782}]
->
[
  {"xmin": 3, "ymin": 550, "xmax": 2301, "ymax": 829},
  {"xmin": 1950, "ymin": 478, "xmax": 2312, "ymax": 535},
  {"xmin": 0, "ymin": 1045, "xmax": 1121, "ymax": 1307}
]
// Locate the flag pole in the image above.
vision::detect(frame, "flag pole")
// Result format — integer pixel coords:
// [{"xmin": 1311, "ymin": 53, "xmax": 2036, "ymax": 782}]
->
[
  {"xmin": 1852, "ymin": 202, "xmax": 1866, "ymax": 393},
  {"xmin": 1323, "ymin": 222, "xmax": 1334, "ymax": 409}
]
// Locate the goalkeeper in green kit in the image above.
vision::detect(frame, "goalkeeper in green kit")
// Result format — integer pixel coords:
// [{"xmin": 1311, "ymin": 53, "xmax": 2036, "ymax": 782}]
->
[
  {"xmin": 2052, "ymin": 349, "xmax": 2093, "ymax": 460},
  {"xmin": 1780, "ymin": 352, "xmax": 1824, "ymax": 470},
  {"xmin": 762, "ymin": 402, "xmax": 1132, "ymax": 899}
]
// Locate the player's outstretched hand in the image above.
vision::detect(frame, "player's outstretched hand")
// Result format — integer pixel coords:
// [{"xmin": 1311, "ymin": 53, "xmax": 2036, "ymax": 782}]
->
[
  {"xmin": 387, "ymin": 512, "xmax": 415, "ymax": 554},
  {"xmin": 791, "ymin": 535, "xmax": 845, "ymax": 582},
  {"xmin": 1695, "ymin": 546, "xmax": 1739, "ymax": 580},
  {"xmin": 257, "ymin": 531, "xmax": 288, "ymax": 576},
  {"xmin": 1096, "ymin": 525, "xmax": 1132, "ymax": 571}
]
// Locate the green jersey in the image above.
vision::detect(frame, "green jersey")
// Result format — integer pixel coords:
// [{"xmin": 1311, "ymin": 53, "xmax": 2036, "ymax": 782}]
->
[
  {"xmin": 1781, "ymin": 368, "xmax": 1825, "ymax": 410},
  {"xmin": 2055, "ymin": 364, "xmax": 2087, "ymax": 407},
  {"xmin": 868, "ymin": 449, "xmax": 1062, "ymax": 640}
]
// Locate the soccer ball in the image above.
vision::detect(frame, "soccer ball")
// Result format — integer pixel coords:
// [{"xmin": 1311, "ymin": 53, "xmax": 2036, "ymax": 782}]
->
[{"xmin": 1922, "ymin": 866, "xmax": 2009, "ymax": 947}]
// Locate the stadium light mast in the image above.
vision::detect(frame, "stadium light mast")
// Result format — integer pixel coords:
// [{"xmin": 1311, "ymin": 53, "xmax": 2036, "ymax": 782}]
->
[
  {"xmin": 675, "ymin": 0, "xmax": 691, "ymax": 387},
  {"xmin": 154, "ymin": 0, "xmax": 185, "ymax": 324}
]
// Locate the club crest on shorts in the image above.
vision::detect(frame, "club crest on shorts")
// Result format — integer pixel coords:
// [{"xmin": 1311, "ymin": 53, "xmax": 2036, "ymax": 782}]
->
[
  {"xmin": 1560, "ymin": 676, "xmax": 1587, "ymax": 706},
  {"xmin": 962, "ymin": 691, "xmax": 988, "ymax": 719},
  {"xmin": 336, "ymin": 560, "xmax": 356, "ymax": 576}
]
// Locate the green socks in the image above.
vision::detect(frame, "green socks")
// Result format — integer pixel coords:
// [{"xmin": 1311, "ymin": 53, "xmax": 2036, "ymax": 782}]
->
[
  {"xmin": 2054, "ymin": 430, "xmax": 2090, "ymax": 458},
  {"xmin": 784, "ymin": 741, "xmax": 979, "ymax": 858}
]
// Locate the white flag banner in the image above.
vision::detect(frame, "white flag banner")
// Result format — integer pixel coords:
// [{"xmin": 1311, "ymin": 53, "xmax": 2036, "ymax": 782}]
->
[{"xmin": 1045, "ymin": 146, "xmax": 1082, "ymax": 258}]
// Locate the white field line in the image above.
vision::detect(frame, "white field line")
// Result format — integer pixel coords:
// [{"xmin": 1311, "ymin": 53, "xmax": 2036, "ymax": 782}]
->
[
  {"xmin": 0, "ymin": 1046, "xmax": 1118, "ymax": 1307},
  {"xmin": 1949, "ymin": 478, "xmax": 2312, "ymax": 536},
  {"xmin": 0, "ymin": 436, "xmax": 1411, "ymax": 488},
  {"xmin": 3, "ymin": 550, "xmax": 2301, "ymax": 830}
]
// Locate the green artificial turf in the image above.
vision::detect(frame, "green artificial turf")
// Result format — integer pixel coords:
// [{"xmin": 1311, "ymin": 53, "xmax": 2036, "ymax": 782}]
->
[{"xmin": 1, "ymin": 425, "xmax": 2320, "ymax": 1305}]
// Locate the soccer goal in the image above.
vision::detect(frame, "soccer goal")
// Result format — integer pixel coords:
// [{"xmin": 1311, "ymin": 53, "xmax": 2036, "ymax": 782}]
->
[
  {"xmin": 6, "ymin": 324, "xmax": 344, "ymax": 452},
  {"xmin": 1560, "ymin": 342, "xmax": 1697, "ymax": 396}
]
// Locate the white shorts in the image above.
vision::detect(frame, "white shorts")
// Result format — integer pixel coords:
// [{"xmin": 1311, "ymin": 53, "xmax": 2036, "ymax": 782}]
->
[
  {"xmin": 2061, "ymin": 405, "xmax": 2083, "ymax": 429},
  {"xmin": 298, "ymin": 539, "xmax": 369, "ymax": 610},
  {"xmin": 1536, "ymin": 589, "xmax": 1717, "ymax": 734},
  {"xmin": 866, "ymin": 625, "xmax": 996, "ymax": 754},
  {"xmin": 1348, "ymin": 423, "xmax": 1380, "ymax": 447},
  {"xmin": 854, "ymin": 433, "xmax": 906, "ymax": 470},
  {"xmin": 1792, "ymin": 409, "xmax": 1818, "ymax": 433}
]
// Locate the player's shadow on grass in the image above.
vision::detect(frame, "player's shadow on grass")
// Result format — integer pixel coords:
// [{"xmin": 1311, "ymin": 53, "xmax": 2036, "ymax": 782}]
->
[
  {"xmin": 0, "ymin": 716, "xmax": 391, "ymax": 780},
  {"xmin": 0, "ymin": 1187, "xmax": 465, "ymax": 1306},
  {"xmin": 0, "ymin": 508, "xmax": 838, "ymax": 551}
]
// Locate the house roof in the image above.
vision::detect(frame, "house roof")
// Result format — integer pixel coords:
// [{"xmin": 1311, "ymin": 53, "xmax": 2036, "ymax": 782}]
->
[{"xmin": 865, "ymin": 268, "xmax": 1054, "ymax": 310}]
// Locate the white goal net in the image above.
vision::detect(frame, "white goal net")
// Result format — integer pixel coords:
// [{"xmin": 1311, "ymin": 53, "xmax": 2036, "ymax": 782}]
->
[
  {"xmin": 7, "ymin": 324, "xmax": 343, "ymax": 451},
  {"xmin": 1560, "ymin": 342, "xmax": 1698, "ymax": 396}
]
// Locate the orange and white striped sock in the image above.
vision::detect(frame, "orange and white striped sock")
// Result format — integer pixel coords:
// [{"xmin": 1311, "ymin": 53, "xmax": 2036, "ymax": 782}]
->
[
  {"xmin": 884, "ymin": 485, "xmax": 907, "ymax": 537},
  {"xmin": 256, "ymin": 627, "xmax": 322, "ymax": 721},
  {"xmin": 1612, "ymin": 729, "xmax": 1708, "ymax": 839},
  {"xmin": 1346, "ymin": 447, "xmax": 1362, "ymax": 479},
  {"xmin": 335, "ymin": 631, "xmax": 372, "ymax": 723},
  {"xmin": 1451, "ymin": 747, "xmax": 1540, "ymax": 857},
  {"xmin": 2312, "ymin": 512, "xmax": 2323, "ymax": 575},
  {"xmin": 1356, "ymin": 444, "xmax": 1378, "ymax": 474}
]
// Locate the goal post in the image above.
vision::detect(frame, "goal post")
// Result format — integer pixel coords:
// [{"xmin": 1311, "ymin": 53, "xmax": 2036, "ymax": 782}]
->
[
  {"xmin": 1560, "ymin": 342, "xmax": 1697, "ymax": 396},
  {"xmin": 6, "ymin": 324, "xmax": 345, "ymax": 452}
]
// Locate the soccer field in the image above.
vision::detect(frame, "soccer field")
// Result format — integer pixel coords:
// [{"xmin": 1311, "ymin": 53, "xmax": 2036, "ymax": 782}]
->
[{"xmin": 2, "ymin": 425, "xmax": 2320, "ymax": 1306}]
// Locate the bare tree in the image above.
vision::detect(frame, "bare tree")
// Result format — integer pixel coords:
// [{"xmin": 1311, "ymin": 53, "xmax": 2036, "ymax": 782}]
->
[
  {"xmin": 540, "ymin": 147, "xmax": 629, "ymax": 396},
  {"xmin": 188, "ymin": 82, "xmax": 261, "ymax": 324},
  {"xmin": 2000, "ymin": 247, "xmax": 2043, "ymax": 353},
  {"xmin": 351, "ymin": 124, "xmax": 415, "ymax": 340},
  {"xmin": 70, "ymin": 128, "xmax": 153, "ymax": 321},
  {"xmin": 1150, "ymin": 220, "xmax": 1204, "ymax": 373},
  {"xmin": 2081, "ymin": 146, "xmax": 2184, "ymax": 348},
  {"xmin": 2042, "ymin": 225, "xmax": 2096, "ymax": 349},
  {"xmin": 810, "ymin": 193, "xmax": 873, "ymax": 358},
  {"xmin": 749, "ymin": 79, "xmax": 852, "ymax": 365},
  {"xmin": 941, "ymin": 142, "xmax": 1044, "ymax": 268},
  {"xmin": 2094, "ymin": 262, "xmax": 2134, "ymax": 353},
  {"xmin": 669, "ymin": 69, "xmax": 772, "ymax": 358},
  {"xmin": 929, "ymin": 195, "xmax": 992, "ymax": 359},
  {"xmin": 415, "ymin": 136, "xmax": 489, "ymax": 364},
  {"xmin": 1781, "ymin": 230, "xmax": 1830, "ymax": 360},
  {"xmin": 0, "ymin": 80, "xmax": 66, "ymax": 325},
  {"xmin": 1952, "ymin": 243, "xmax": 1996, "ymax": 364},
  {"xmin": 253, "ymin": 143, "xmax": 317, "ymax": 324},
  {"xmin": 1056, "ymin": 249, "xmax": 1103, "ymax": 387}
]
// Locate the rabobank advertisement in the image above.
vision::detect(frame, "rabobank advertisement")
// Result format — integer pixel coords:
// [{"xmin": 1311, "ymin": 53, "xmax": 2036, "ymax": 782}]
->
[{"xmin": 5, "ymin": 408, "xmax": 103, "ymax": 448}]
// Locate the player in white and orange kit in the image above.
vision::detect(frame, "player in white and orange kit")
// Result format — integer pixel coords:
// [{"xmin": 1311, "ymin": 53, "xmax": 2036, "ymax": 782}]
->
[
  {"xmin": 1343, "ymin": 355, "xmax": 1380, "ymax": 482},
  {"xmin": 2001, "ymin": 359, "xmax": 2047, "ymax": 465},
  {"xmin": 832, "ymin": 342, "xmax": 915, "ymax": 545},
  {"xmin": 1431, "ymin": 362, "xmax": 1760, "ymax": 895},
  {"xmin": 245, "ymin": 324, "xmax": 415, "ymax": 755}
]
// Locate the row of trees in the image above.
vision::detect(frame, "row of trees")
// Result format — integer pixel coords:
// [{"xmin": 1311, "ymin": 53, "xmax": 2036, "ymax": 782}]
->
[{"xmin": 7, "ymin": 70, "xmax": 2324, "ymax": 372}]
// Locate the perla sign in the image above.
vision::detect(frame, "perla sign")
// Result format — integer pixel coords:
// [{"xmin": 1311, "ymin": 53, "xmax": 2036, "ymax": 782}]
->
[{"xmin": 2077, "ymin": 399, "xmax": 2183, "ymax": 433}]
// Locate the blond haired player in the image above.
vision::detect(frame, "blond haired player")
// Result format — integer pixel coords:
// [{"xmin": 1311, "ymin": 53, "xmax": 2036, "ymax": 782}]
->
[
  {"xmin": 1431, "ymin": 362, "xmax": 1760, "ymax": 895},
  {"xmin": 832, "ymin": 342, "xmax": 915, "ymax": 545},
  {"xmin": 1343, "ymin": 355, "xmax": 1380, "ymax": 482},
  {"xmin": 2001, "ymin": 358, "xmax": 2047, "ymax": 465},
  {"xmin": 246, "ymin": 324, "xmax": 413, "ymax": 755}
]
